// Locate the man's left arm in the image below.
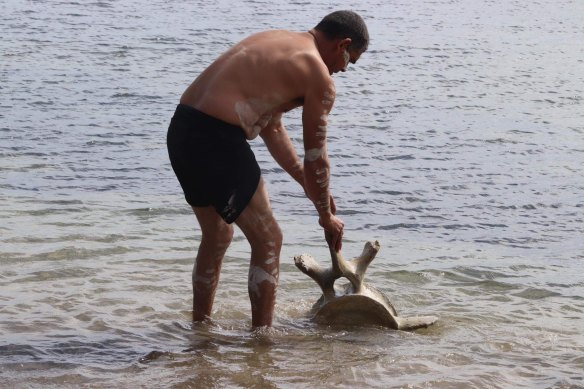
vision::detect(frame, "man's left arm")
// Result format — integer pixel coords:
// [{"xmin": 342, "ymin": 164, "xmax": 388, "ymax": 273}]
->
[{"xmin": 259, "ymin": 113, "xmax": 305, "ymax": 190}]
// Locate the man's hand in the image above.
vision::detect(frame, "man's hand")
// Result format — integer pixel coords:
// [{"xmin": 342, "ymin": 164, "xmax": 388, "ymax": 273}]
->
[{"xmin": 319, "ymin": 213, "xmax": 344, "ymax": 252}]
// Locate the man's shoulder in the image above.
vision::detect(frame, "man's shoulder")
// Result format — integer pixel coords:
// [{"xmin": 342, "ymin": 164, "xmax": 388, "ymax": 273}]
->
[
  {"xmin": 299, "ymin": 55, "xmax": 333, "ymax": 90},
  {"xmin": 288, "ymin": 50, "xmax": 331, "ymax": 85}
]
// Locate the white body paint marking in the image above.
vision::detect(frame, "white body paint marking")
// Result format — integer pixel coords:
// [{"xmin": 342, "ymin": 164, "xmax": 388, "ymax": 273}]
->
[
  {"xmin": 264, "ymin": 256, "xmax": 277, "ymax": 265},
  {"xmin": 305, "ymin": 148, "xmax": 324, "ymax": 162},
  {"xmin": 317, "ymin": 177, "xmax": 330, "ymax": 188},
  {"xmin": 316, "ymin": 192, "xmax": 330, "ymax": 210},
  {"xmin": 264, "ymin": 249, "xmax": 277, "ymax": 265},
  {"xmin": 234, "ymin": 100, "xmax": 257, "ymax": 128},
  {"xmin": 316, "ymin": 121, "xmax": 327, "ymax": 138},
  {"xmin": 291, "ymin": 160, "xmax": 303, "ymax": 174},
  {"xmin": 252, "ymin": 125, "xmax": 262, "ymax": 137},
  {"xmin": 194, "ymin": 275, "xmax": 214, "ymax": 288},
  {"xmin": 257, "ymin": 112, "xmax": 272, "ymax": 127},
  {"xmin": 252, "ymin": 211, "xmax": 276, "ymax": 235},
  {"xmin": 343, "ymin": 49, "xmax": 350, "ymax": 67},
  {"xmin": 318, "ymin": 112, "xmax": 328, "ymax": 142},
  {"xmin": 234, "ymin": 100, "xmax": 266, "ymax": 140},
  {"xmin": 322, "ymin": 89, "xmax": 335, "ymax": 107},
  {"xmin": 248, "ymin": 266, "xmax": 278, "ymax": 297},
  {"xmin": 234, "ymin": 95, "xmax": 280, "ymax": 139}
]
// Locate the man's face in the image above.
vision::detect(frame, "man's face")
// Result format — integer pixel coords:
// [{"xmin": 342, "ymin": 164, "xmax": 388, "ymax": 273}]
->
[{"xmin": 331, "ymin": 47, "xmax": 363, "ymax": 74}]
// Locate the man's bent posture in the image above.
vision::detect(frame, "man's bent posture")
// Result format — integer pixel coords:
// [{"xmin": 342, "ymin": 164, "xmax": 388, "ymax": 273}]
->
[{"xmin": 167, "ymin": 10, "xmax": 369, "ymax": 327}]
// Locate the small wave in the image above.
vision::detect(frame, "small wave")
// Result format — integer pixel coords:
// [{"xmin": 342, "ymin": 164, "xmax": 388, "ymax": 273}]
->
[
  {"xmin": 109, "ymin": 93, "xmax": 163, "ymax": 101},
  {"xmin": 0, "ymin": 344, "xmax": 49, "ymax": 361},
  {"xmin": 512, "ymin": 288, "xmax": 562, "ymax": 300}
]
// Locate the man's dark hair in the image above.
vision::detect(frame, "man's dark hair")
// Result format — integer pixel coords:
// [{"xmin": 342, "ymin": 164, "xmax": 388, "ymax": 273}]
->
[{"xmin": 314, "ymin": 10, "xmax": 369, "ymax": 52}]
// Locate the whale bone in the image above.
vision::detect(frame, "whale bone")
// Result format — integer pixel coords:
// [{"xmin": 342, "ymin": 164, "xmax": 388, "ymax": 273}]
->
[{"xmin": 294, "ymin": 241, "xmax": 437, "ymax": 331}]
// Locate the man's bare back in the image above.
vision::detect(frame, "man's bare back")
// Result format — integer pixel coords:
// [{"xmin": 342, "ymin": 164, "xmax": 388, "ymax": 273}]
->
[{"xmin": 180, "ymin": 30, "xmax": 334, "ymax": 140}]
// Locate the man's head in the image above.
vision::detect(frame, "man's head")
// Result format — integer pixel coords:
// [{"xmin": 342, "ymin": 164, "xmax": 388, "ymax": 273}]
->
[{"xmin": 314, "ymin": 10, "xmax": 369, "ymax": 53}]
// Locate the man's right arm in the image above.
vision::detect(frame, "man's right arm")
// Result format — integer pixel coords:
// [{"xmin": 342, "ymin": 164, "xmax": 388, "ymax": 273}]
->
[{"xmin": 302, "ymin": 72, "xmax": 344, "ymax": 251}]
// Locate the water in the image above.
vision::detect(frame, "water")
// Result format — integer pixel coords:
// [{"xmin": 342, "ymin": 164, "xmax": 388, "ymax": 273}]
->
[{"xmin": 1, "ymin": 0, "xmax": 583, "ymax": 387}]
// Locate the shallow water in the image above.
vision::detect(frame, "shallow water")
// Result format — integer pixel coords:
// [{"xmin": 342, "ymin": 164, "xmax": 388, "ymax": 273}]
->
[{"xmin": 1, "ymin": 0, "xmax": 583, "ymax": 387}]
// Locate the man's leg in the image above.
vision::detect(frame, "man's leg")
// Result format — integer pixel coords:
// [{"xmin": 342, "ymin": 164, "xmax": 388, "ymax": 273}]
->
[
  {"xmin": 192, "ymin": 205, "xmax": 234, "ymax": 321},
  {"xmin": 235, "ymin": 178, "xmax": 283, "ymax": 327}
]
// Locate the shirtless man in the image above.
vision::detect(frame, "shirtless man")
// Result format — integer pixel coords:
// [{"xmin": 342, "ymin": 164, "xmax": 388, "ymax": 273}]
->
[{"xmin": 167, "ymin": 10, "xmax": 369, "ymax": 327}]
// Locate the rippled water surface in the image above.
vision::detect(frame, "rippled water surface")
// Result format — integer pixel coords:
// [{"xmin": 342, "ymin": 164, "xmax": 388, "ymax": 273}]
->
[{"xmin": 1, "ymin": 0, "xmax": 583, "ymax": 387}]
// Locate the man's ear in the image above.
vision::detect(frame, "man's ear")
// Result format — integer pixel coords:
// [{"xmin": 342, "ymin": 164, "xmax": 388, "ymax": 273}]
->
[{"xmin": 338, "ymin": 37, "xmax": 352, "ymax": 51}]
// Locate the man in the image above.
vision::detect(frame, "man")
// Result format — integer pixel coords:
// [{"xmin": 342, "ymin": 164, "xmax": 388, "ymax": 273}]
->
[{"xmin": 167, "ymin": 10, "xmax": 369, "ymax": 327}]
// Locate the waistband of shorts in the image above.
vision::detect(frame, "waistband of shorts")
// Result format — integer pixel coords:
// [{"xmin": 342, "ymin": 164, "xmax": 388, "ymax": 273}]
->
[{"xmin": 173, "ymin": 104, "xmax": 245, "ymax": 140}]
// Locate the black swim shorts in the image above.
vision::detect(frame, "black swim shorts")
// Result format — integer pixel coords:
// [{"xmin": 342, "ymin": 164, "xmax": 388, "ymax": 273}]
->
[{"xmin": 167, "ymin": 104, "xmax": 261, "ymax": 224}]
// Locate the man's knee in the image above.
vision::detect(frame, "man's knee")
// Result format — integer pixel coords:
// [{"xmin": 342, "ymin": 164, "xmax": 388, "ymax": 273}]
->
[
  {"xmin": 203, "ymin": 222, "xmax": 234, "ymax": 249},
  {"xmin": 269, "ymin": 220, "xmax": 283, "ymax": 248},
  {"xmin": 255, "ymin": 216, "xmax": 283, "ymax": 251},
  {"xmin": 217, "ymin": 223, "xmax": 235, "ymax": 246},
  {"xmin": 194, "ymin": 206, "xmax": 234, "ymax": 248},
  {"xmin": 238, "ymin": 206, "xmax": 280, "ymax": 240}
]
